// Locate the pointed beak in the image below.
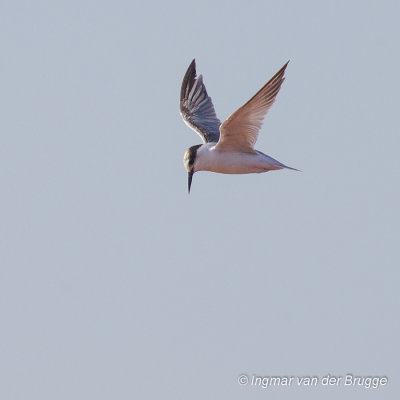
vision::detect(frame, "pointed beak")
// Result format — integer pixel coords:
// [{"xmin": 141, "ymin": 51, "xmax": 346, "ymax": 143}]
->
[{"xmin": 188, "ymin": 171, "xmax": 194, "ymax": 194}]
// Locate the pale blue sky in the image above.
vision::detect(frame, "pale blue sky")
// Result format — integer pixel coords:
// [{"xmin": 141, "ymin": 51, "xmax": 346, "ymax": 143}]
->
[{"xmin": 1, "ymin": 1, "xmax": 399, "ymax": 399}]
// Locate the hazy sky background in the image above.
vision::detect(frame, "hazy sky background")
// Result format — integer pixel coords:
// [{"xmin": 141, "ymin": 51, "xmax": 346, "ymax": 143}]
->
[{"xmin": 1, "ymin": 1, "xmax": 399, "ymax": 399}]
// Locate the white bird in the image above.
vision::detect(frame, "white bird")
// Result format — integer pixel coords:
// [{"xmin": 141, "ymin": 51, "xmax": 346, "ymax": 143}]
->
[{"xmin": 180, "ymin": 59, "xmax": 297, "ymax": 193}]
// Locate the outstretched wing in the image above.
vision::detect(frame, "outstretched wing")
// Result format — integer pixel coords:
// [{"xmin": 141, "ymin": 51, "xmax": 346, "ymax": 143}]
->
[
  {"xmin": 215, "ymin": 61, "xmax": 289, "ymax": 153},
  {"xmin": 180, "ymin": 59, "xmax": 221, "ymax": 143}
]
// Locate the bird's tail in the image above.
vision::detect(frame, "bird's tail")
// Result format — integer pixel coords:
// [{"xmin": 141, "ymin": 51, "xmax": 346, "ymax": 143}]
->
[
  {"xmin": 257, "ymin": 150, "xmax": 300, "ymax": 172},
  {"xmin": 282, "ymin": 164, "xmax": 301, "ymax": 172}
]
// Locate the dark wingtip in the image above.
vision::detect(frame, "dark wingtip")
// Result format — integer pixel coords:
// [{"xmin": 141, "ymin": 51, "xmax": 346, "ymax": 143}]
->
[
  {"xmin": 281, "ymin": 60, "xmax": 290, "ymax": 73},
  {"xmin": 277, "ymin": 60, "xmax": 290, "ymax": 76},
  {"xmin": 180, "ymin": 59, "xmax": 197, "ymax": 102}
]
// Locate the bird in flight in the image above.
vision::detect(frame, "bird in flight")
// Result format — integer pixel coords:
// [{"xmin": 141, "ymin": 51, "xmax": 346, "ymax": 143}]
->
[{"xmin": 180, "ymin": 59, "xmax": 297, "ymax": 193}]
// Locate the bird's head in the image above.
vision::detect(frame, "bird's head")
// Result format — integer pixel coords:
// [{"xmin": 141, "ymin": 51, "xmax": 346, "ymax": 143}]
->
[{"xmin": 183, "ymin": 144, "xmax": 202, "ymax": 193}]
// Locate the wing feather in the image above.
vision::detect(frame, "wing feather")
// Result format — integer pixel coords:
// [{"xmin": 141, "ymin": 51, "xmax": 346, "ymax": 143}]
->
[
  {"xmin": 180, "ymin": 59, "xmax": 221, "ymax": 143},
  {"xmin": 215, "ymin": 61, "xmax": 289, "ymax": 152}
]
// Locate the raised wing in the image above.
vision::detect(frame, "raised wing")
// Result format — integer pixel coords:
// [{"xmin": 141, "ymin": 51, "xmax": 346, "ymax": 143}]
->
[
  {"xmin": 180, "ymin": 59, "xmax": 221, "ymax": 143},
  {"xmin": 215, "ymin": 61, "xmax": 289, "ymax": 153}
]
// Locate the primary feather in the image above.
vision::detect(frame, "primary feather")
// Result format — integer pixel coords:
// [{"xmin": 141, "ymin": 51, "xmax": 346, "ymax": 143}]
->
[
  {"xmin": 215, "ymin": 61, "xmax": 289, "ymax": 153},
  {"xmin": 180, "ymin": 59, "xmax": 221, "ymax": 143}
]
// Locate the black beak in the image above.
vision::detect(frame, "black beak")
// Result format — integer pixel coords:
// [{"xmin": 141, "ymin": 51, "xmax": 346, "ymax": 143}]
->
[{"xmin": 188, "ymin": 171, "xmax": 194, "ymax": 194}]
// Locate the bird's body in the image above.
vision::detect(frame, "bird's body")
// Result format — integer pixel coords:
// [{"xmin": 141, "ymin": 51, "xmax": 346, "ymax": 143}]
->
[
  {"xmin": 184, "ymin": 143, "xmax": 292, "ymax": 175},
  {"xmin": 180, "ymin": 59, "xmax": 297, "ymax": 192}
]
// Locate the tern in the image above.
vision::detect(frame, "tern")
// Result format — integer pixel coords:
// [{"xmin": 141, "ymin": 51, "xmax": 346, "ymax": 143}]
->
[{"xmin": 180, "ymin": 59, "xmax": 298, "ymax": 193}]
